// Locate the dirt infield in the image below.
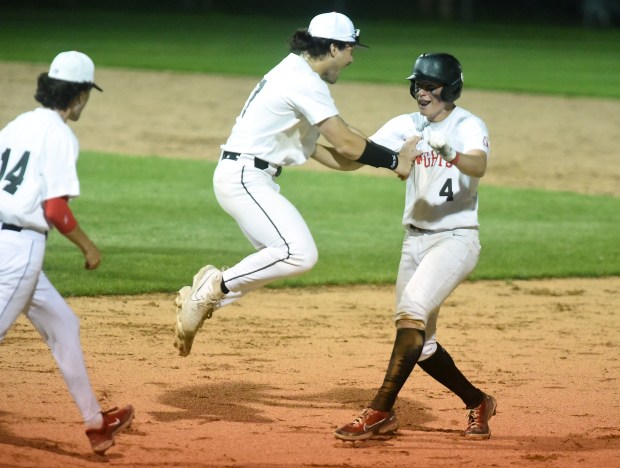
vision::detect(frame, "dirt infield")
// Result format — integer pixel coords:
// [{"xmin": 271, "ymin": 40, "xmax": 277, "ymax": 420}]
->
[{"xmin": 0, "ymin": 62, "xmax": 619, "ymax": 467}]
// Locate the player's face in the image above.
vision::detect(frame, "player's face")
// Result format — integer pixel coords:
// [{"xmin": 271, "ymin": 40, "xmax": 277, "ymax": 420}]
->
[
  {"xmin": 67, "ymin": 90, "xmax": 91, "ymax": 121},
  {"xmin": 322, "ymin": 43, "xmax": 355, "ymax": 84},
  {"xmin": 414, "ymin": 80, "xmax": 451, "ymax": 122}
]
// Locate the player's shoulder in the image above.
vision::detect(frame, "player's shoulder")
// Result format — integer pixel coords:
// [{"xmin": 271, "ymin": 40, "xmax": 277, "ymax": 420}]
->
[
  {"xmin": 385, "ymin": 113, "xmax": 425, "ymax": 130},
  {"xmin": 452, "ymin": 106, "xmax": 488, "ymax": 132}
]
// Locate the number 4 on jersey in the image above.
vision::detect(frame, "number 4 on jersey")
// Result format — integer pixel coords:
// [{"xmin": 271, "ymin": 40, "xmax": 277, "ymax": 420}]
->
[
  {"xmin": 0, "ymin": 148, "xmax": 30, "ymax": 195},
  {"xmin": 439, "ymin": 178, "xmax": 454, "ymax": 201}
]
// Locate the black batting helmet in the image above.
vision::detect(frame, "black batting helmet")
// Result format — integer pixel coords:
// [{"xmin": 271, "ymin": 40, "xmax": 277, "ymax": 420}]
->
[{"xmin": 407, "ymin": 53, "xmax": 463, "ymax": 102}]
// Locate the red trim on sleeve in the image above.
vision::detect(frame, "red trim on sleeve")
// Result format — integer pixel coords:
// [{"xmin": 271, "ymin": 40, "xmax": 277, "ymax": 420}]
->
[{"xmin": 44, "ymin": 196, "xmax": 77, "ymax": 234}]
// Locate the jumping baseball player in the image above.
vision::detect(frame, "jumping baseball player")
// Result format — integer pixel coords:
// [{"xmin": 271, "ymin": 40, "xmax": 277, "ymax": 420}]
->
[
  {"xmin": 0, "ymin": 51, "xmax": 133, "ymax": 454},
  {"xmin": 334, "ymin": 53, "xmax": 496, "ymax": 440},
  {"xmin": 173, "ymin": 12, "xmax": 420, "ymax": 356}
]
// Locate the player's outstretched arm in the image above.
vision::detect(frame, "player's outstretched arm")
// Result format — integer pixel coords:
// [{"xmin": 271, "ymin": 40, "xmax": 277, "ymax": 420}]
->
[
  {"xmin": 311, "ymin": 144, "xmax": 363, "ymax": 171},
  {"xmin": 317, "ymin": 116, "xmax": 418, "ymax": 179}
]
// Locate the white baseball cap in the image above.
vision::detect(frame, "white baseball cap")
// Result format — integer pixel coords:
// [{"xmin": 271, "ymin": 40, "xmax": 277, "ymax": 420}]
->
[
  {"xmin": 48, "ymin": 51, "xmax": 102, "ymax": 91},
  {"xmin": 308, "ymin": 12, "xmax": 368, "ymax": 48}
]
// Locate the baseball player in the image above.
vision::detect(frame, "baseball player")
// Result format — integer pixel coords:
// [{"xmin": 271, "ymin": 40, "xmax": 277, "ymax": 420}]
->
[
  {"xmin": 173, "ymin": 12, "xmax": 420, "ymax": 356},
  {"xmin": 0, "ymin": 51, "xmax": 134, "ymax": 455},
  {"xmin": 334, "ymin": 53, "xmax": 496, "ymax": 441}
]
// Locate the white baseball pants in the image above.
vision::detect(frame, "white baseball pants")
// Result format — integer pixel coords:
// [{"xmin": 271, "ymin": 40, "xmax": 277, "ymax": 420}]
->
[
  {"xmin": 0, "ymin": 228, "xmax": 101, "ymax": 423},
  {"xmin": 213, "ymin": 157, "xmax": 318, "ymax": 296},
  {"xmin": 394, "ymin": 226, "xmax": 480, "ymax": 361}
]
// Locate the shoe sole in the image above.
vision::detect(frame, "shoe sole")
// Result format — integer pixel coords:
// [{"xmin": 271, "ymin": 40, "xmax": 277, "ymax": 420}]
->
[
  {"xmin": 173, "ymin": 286, "xmax": 194, "ymax": 357},
  {"xmin": 334, "ymin": 417, "xmax": 399, "ymax": 441}
]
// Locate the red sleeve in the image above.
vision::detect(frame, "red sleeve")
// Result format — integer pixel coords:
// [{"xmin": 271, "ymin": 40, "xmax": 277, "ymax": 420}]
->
[{"xmin": 44, "ymin": 196, "xmax": 78, "ymax": 234}]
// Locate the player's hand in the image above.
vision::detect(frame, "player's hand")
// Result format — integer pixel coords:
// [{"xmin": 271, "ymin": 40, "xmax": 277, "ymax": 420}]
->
[
  {"xmin": 83, "ymin": 245, "xmax": 101, "ymax": 270},
  {"xmin": 423, "ymin": 129, "xmax": 457, "ymax": 162},
  {"xmin": 394, "ymin": 136, "xmax": 421, "ymax": 180}
]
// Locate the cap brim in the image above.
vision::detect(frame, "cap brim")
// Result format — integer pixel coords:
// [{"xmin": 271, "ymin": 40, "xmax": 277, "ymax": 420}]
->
[
  {"xmin": 356, "ymin": 42, "xmax": 370, "ymax": 49},
  {"xmin": 92, "ymin": 83, "xmax": 103, "ymax": 92}
]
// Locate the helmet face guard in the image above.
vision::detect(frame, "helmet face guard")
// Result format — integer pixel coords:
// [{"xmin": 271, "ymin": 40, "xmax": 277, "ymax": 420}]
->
[{"xmin": 407, "ymin": 53, "xmax": 463, "ymax": 102}]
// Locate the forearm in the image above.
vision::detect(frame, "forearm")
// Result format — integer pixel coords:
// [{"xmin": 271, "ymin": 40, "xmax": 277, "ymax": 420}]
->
[
  {"xmin": 317, "ymin": 115, "xmax": 369, "ymax": 161},
  {"xmin": 451, "ymin": 150, "xmax": 487, "ymax": 178},
  {"xmin": 63, "ymin": 224, "xmax": 96, "ymax": 256},
  {"xmin": 63, "ymin": 225, "xmax": 101, "ymax": 270},
  {"xmin": 312, "ymin": 144, "xmax": 363, "ymax": 171}
]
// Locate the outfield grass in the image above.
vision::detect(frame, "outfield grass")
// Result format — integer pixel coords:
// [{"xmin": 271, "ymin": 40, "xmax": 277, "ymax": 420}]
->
[
  {"xmin": 43, "ymin": 153, "xmax": 619, "ymax": 296},
  {"xmin": 1, "ymin": 8, "xmax": 620, "ymax": 98}
]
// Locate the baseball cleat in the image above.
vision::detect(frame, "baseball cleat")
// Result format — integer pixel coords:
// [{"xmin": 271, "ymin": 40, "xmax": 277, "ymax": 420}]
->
[
  {"xmin": 189, "ymin": 265, "xmax": 225, "ymax": 314},
  {"xmin": 463, "ymin": 393, "xmax": 497, "ymax": 439},
  {"xmin": 86, "ymin": 405, "xmax": 134, "ymax": 455},
  {"xmin": 334, "ymin": 408, "xmax": 399, "ymax": 441},
  {"xmin": 173, "ymin": 266, "xmax": 226, "ymax": 356}
]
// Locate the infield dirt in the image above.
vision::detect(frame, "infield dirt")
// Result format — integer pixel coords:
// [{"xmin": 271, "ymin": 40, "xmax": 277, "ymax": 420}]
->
[{"xmin": 0, "ymin": 62, "xmax": 618, "ymax": 467}]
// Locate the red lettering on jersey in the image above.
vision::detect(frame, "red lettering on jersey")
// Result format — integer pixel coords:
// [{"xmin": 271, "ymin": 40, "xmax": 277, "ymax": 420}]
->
[{"xmin": 417, "ymin": 151, "xmax": 451, "ymax": 168}]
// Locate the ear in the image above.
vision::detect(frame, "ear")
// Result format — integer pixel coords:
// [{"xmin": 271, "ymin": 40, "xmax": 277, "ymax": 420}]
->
[{"xmin": 329, "ymin": 43, "xmax": 339, "ymax": 57}]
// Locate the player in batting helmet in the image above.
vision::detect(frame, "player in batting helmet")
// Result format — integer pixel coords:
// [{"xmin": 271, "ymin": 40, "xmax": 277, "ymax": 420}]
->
[
  {"xmin": 335, "ymin": 52, "xmax": 494, "ymax": 442},
  {"xmin": 407, "ymin": 52, "xmax": 463, "ymax": 102}
]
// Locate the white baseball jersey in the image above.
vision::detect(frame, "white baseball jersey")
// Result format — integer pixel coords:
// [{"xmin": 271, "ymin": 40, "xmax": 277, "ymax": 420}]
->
[
  {"xmin": 221, "ymin": 53, "xmax": 339, "ymax": 166},
  {"xmin": 0, "ymin": 108, "xmax": 81, "ymax": 232},
  {"xmin": 371, "ymin": 106, "xmax": 490, "ymax": 231}
]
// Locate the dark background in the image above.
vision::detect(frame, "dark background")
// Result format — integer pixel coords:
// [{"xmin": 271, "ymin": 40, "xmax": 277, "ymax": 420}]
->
[{"xmin": 3, "ymin": 0, "xmax": 620, "ymax": 27}]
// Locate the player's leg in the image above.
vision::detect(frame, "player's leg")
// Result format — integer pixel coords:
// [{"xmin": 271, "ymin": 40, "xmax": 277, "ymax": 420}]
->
[
  {"xmin": 214, "ymin": 167, "xmax": 318, "ymax": 293},
  {"xmin": 0, "ymin": 230, "xmax": 45, "ymax": 342},
  {"xmin": 419, "ymin": 341, "xmax": 497, "ymax": 438},
  {"xmin": 418, "ymin": 342, "xmax": 485, "ymax": 407},
  {"xmin": 394, "ymin": 228, "xmax": 480, "ymax": 326},
  {"xmin": 409, "ymin": 229, "xmax": 496, "ymax": 437},
  {"xmin": 369, "ymin": 231, "xmax": 428, "ymax": 412},
  {"xmin": 26, "ymin": 272, "xmax": 135, "ymax": 452},
  {"xmin": 335, "ymin": 233, "xmax": 424, "ymax": 440},
  {"xmin": 25, "ymin": 271, "xmax": 103, "ymax": 426}
]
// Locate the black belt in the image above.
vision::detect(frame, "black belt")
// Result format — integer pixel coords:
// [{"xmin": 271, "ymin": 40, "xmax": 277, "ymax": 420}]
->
[
  {"xmin": 221, "ymin": 151, "xmax": 282, "ymax": 177},
  {"xmin": 1, "ymin": 223, "xmax": 22, "ymax": 232},
  {"xmin": 1, "ymin": 223, "xmax": 47, "ymax": 238},
  {"xmin": 408, "ymin": 224, "xmax": 434, "ymax": 234}
]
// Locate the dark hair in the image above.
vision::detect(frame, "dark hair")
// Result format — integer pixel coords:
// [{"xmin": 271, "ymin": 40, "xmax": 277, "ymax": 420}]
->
[
  {"xmin": 34, "ymin": 73, "xmax": 92, "ymax": 110},
  {"xmin": 288, "ymin": 29, "xmax": 351, "ymax": 59}
]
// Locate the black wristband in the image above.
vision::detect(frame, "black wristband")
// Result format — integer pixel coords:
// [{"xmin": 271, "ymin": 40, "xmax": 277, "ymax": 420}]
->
[{"xmin": 357, "ymin": 140, "xmax": 399, "ymax": 170}]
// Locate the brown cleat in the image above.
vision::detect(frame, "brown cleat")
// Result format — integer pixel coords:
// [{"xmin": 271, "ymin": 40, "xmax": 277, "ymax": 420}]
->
[
  {"xmin": 463, "ymin": 393, "xmax": 497, "ymax": 439},
  {"xmin": 334, "ymin": 408, "xmax": 399, "ymax": 441},
  {"xmin": 86, "ymin": 405, "xmax": 135, "ymax": 455}
]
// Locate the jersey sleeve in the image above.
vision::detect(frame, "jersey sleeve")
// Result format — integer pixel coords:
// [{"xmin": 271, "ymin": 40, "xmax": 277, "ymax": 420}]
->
[
  {"xmin": 457, "ymin": 116, "xmax": 490, "ymax": 157},
  {"xmin": 289, "ymin": 76, "xmax": 339, "ymax": 126},
  {"xmin": 370, "ymin": 114, "xmax": 420, "ymax": 152}
]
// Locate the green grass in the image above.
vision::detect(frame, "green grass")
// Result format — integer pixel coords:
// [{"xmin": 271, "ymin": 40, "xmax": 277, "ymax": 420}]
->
[
  {"xmin": 1, "ymin": 8, "xmax": 620, "ymax": 98},
  {"xmin": 43, "ymin": 153, "xmax": 619, "ymax": 296}
]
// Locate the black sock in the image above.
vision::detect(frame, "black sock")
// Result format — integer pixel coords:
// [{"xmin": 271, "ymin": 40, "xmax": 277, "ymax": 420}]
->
[
  {"xmin": 220, "ymin": 279, "xmax": 229, "ymax": 294},
  {"xmin": 370, "ymin": 328, "xmax": 425, "ymax": 412},
  {"xmin": 417, "ymin": 343, "xmax": 484, "ymax": 408}
]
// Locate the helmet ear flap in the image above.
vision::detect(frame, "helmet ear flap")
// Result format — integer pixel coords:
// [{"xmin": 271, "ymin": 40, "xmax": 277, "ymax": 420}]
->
[
  {"xmin": 440, "ymin": 81, "xmax": 462, "ymax": 102},
  {"xmin": 409, "ymin": 81, "xmax": 417, "ymax": 99}
]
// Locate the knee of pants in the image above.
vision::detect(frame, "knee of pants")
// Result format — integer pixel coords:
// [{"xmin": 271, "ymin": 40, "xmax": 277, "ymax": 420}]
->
[{"xmin": 289, "ymin": 242, "xmax": 318, "ymax": 273}]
